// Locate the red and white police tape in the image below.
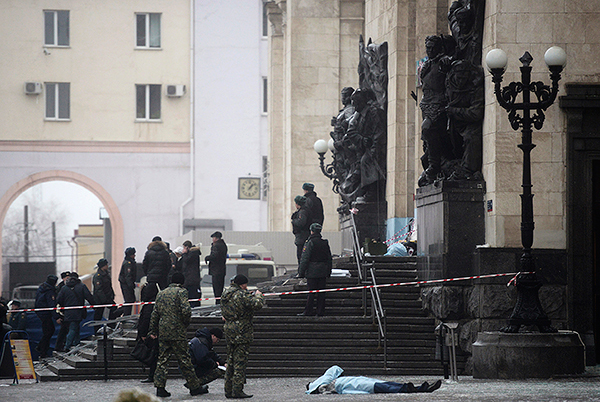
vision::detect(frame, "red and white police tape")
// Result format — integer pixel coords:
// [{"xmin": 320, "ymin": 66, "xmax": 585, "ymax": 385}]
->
[{"xmin": 10, "ymin": 271, "xmax": 529, "ymax": 314}]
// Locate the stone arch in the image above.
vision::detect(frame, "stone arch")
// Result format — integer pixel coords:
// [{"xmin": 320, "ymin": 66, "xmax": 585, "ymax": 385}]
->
[{"xmin": 0, "ymin": 170, "xmax": 124, "ymax": 297}]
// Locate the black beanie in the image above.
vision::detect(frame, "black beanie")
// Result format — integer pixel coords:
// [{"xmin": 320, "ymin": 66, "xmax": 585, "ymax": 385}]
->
[
  {"xmin": 171, "ymin": 272, "xmax": 185, "ymax": 285},
  {"xmin": 210, "ymin": 327, "xmax": 224, "ymax": 339},
  {"xmin": 46, "ymin": 274, "xmax": 58, "ymax": 286},
  {"xmin": 233, "ymin": 274, "xmax": 248, "ymax": 285}
]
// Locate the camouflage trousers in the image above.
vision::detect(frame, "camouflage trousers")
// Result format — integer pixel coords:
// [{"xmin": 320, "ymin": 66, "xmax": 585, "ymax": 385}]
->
[
  {"xmin": 153, "ymin": 339, "xmax": 201, "ymax": 390},
  {"xmin": 224, "ymin": 341, "xmax": 250, "ymax": 395},
  {"xmin": 196, "ymin": 367, "xmax": 224, "ymax": 386}
]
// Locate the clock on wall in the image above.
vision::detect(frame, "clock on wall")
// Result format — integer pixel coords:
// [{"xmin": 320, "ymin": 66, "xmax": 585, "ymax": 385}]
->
[{"xmin": 238, "ymin": 177, "xmax": 261, "ymax": 200}]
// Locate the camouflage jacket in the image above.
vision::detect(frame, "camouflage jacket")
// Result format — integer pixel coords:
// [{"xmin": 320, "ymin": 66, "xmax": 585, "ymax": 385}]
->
[
  {"xmin": 148, "ymin": 283, "xmax": 191, "ymax": 341},
  {"xmin": 221, "ymin": 283, "xmax": 264, "ymax": 344}
]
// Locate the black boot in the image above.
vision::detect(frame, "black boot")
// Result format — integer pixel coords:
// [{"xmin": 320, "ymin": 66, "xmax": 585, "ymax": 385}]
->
[
  {"xmin": 426, "ymin": 379, "xmax": 442, "ymax": 392},
  {"xmin": 156, "ymin": 387, "xmax": 171, "ymax": 397},
  {"xmin": 190, "ymin": 385, "xmax": 208, "ymax": 395}
]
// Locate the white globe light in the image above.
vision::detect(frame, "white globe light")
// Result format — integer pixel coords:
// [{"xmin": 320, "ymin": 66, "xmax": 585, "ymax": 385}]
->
[
  {"xmin": 313, "ymin": 139, "xmax": 328, "ymax": 154},
  {"xmin": 328, "ymin": 138, "xmax": 335, "ymax": 152},
  {"xmin": 544, "ymin": 46, "xmax": 567, "ymax": 67},
  {"xmin": 485, "ymin": 48, "xmax": 508, "ymax": 71}
]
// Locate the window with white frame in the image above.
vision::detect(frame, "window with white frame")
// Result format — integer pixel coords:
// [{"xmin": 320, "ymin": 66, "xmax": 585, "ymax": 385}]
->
[
  {"xmin": 44, "ymin": 10, "xmax": 69, "ymax": 46},
  {"xmin": 136, "ymin": 13, "xmax": 161, "ymax": 48},
  {"xmin": 136, "ymin": 84, "xmax": 161, "ymax": 121},
  {"xmin": 45, "ymin": 83, "xmax": 70, "ymax": 120}
]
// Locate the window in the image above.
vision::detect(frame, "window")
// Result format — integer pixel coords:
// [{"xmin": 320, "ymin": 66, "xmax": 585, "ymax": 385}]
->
[
  {"xmin": 262, "ymin": 77, "xmax": 268, "ymax": 114},
  {"xmin": 262, "ymin": 2, "xmax": 268, "ymax": 37},
  {"xmin": 136, "ymin": 13, "xmax": 161, "ymax": 48},
  {"xmin": 45, "ymin": 83, "xmax": 70, "ymax": 120},
  {"xmin": 44, "ymin": 10, "xmax": 69, "ymax": 46},
  {"xmin": 136, "ymin": 84, "xmax": 161, "ymax": 121}
]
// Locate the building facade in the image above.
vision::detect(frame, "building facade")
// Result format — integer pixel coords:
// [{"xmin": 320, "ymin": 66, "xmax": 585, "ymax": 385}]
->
[{"xmin": 265, "ymin": 0, "xmax": 600, "ymax": 363}]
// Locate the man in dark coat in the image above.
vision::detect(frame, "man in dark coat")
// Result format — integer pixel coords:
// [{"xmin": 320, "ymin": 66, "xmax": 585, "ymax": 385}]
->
[
  {"xmin": 56, "ymin": 272, "xmax": 94, "ymax": 351},
  {"xmin": 54, "ymin": 271, "xmax": 71, "ymax": 352},
  {"xmin": 189, "ymin": 327, "xmax": 226, "ymax": 386},
  {"xmin": 93, "ymin": 258, "xmax": 120, "ymax": 330},
  {"xmin": 139, "ymin": 236, "xmax": 171, "ymax": 344},
  {"xmin": 303, "ymin": 183, "xmax": 324, "ymax": 225},
  {"xmin": 297, "ymin": 223, "xmax": 333, "ymax": 317},
  {"xmin": 119, "ymin": 247, "xmax": 137, "ymax": 316},
  {"xmin": 205, "ymin": 231, "xmax": 228, "ymax": 305},
  {"xmin": 291, "ymin": 195, "xmax": 312, "ymax": 264},
  {"xmin": 181, "ymin": 240, "xmax": 202, "ymax": 307},
  {"xmin": 35, "ymin": 274, "xmax": 58, "ymax": 358},
  {"xmin": 221, "ymin": 275, "xmax": 264, "ymax": 398},
  {"xmin": 148, "ymin": 272, "xmax": 207, "ymax": 397}
]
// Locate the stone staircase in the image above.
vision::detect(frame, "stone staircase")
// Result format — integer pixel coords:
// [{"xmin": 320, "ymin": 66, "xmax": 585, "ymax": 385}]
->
[{"xmin": 36, "ymin": 256, "xmax": 461, "ymax": 381}]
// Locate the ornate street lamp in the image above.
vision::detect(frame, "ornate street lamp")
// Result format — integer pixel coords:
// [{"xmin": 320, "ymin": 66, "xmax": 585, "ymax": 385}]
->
[
  {"xmin": 486, "ymin": 46, "xmax": 566, "ymax": 333},
  {"xmin": 313, "ymin": 139, "xmax": 340, "ymax": 193}
]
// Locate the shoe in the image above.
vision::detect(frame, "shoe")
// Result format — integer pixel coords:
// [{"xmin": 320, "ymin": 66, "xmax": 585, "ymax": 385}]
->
[
  {"xmin": 140, "ymin": 377, "xmax": 154, "ymax": 383},
  {"xmin": 405, "ymin": 382, "xmax": 416, "ymax": 393},
  {"xmin": 426, "ymin": 379, "xmax": 442, "ymax": 393},
  {"xmin": 156, "ymin": 387, "xmax": 171, "ymax": 397},
  {"xmin": 230, "ymin": 391, "xmax": 253, "ymax": 398},
  {"xmin": 190, "ymin": 385, "xmax": 208, "ymax": 395}
]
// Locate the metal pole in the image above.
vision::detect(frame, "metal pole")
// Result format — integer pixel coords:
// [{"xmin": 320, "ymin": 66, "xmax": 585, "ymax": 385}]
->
[{"xmin": 52, "ymin": 222, "xmax": 57, "ymax": 263}]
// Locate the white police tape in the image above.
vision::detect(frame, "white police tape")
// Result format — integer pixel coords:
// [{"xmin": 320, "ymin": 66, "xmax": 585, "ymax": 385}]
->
[{"xmin": 10, "ymin": 271, "xmax": 527, "ymax": 314}]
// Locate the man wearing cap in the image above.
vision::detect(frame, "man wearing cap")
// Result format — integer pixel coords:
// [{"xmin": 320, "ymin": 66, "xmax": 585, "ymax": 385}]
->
[
  {"xmin": 7, "ymin": 300, "xmax": 27, "ymax": 331},
  {"xmin": 291, "ymin": 195, "xmax": 312, "ymax": 264},
  {"xmin": 148, "ymin": 272, "xmax": 207, "ymax": 397},
  {"xmin": 189, "ymin": 327, "xmax": 226, "ymax": 386},
  {"xmin": 205, "ymin": 231, "xmax": 228, "ymax": 305},
  {"xmin": 35, "ymin": 274, "xmax": 58, "ymax": 358},
  {"xmin": 93, "ymin": 258, "xmax": 120, "ymax": 330},
  {"xmin": 119, "ymin": 247, "xmax": 137, "ymax": 316},
  {"xmin": 221, "ymin": 275, "xmax": 264, "ymax": 398},
  {"xmin": 303, "ymin": 183, "xmax": 324, "ymax": 226},
  {"xmin": 181, "ymin": 240, "xmax": 202, "ymax": 307},
  {"xmin": 297, "ymin": 223, "xmax": 333, "ymax": 317}
]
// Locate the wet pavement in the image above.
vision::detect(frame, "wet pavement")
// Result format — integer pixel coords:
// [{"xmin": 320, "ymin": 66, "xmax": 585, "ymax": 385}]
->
[{"xmin": 1, "ymin": 366, "xmax": 599, "ymax": 402}]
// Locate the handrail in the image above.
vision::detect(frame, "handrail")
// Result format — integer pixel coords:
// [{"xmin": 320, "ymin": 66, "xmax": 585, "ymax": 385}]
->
[{"xmin": 349, "ymin": 211, "xmax": 387, "ymax": 369}]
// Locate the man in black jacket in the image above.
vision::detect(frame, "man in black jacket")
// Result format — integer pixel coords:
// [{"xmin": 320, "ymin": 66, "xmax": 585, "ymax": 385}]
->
[
  {"xmin": 93, "ymin": 258, "xmax": 120, "ymax": 330},
  {"xmin": 181, "ymin": 240, "xmax": 201, "ymax": 307},
  {"xmin": 119, "ymin": 247, "xmax": 137, "ymax": 316},
  {"xmin": 189, "ymin": 327, "xmax": 226, "ymax": 386},
  {"xmin": 291, "ymin": 195, "xmax": 312, "ymax": 264},
  {"xmin": 205, "ymin": 232, "xmax": 227, "ymax": 305},
  {"xmin": 34, "ymin": 274, "xmax": 58, "ymax": 358},
  {"xmin": 303, "ymin": 183, "xmax": 324, "ymax": 226},
  {"xmin": 56, "ymin": 272, "xmax": 94, "ymax": 351},
  {"xmin": 297, "ymin": 223, "xmax": 332, "ymax": 317}
]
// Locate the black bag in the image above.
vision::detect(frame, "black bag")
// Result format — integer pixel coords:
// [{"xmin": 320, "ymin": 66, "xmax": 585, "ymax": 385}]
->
[{"xmin": 130, "ymin": 337, "xmax": 158, "ymax": 367}]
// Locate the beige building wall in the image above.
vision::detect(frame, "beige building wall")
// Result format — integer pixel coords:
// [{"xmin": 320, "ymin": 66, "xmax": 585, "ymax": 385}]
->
[
  {"xmin": 0, "ymin": 0, "xmax": 190, "ymax": 144},
  {"xmin": 482, "ymin": 0, "xmax": 600, "ymax": 248},
  {"xmin": 267, "ymin": 0, "xmax": 364, "ymax": 232},
  {"xmin": 73, "ymin": 224, "xmax": 104, "ymax": 277}
]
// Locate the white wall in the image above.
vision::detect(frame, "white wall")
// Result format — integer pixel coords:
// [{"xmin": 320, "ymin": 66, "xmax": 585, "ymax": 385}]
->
[{"xmin": 193, "ymin": 0, "xmax": 269, "ymax": 231}]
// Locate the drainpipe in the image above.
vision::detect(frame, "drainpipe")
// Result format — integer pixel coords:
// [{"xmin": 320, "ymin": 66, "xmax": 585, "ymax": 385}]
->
[{"xmin": 180, "ymin": 0, "xmax": 195, "ymax": 235}]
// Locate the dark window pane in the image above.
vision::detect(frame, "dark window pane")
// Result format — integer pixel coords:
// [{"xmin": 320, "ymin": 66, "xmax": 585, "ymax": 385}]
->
[
  {"xmin": 262, "ymin": 2, "xmax": 268, "ymax": 37},
  {"xmin": 44, "ymin": 11, "xmax": 54, "ymax": 45},
  {"xmin": 149, "ymin": 85, "xmax": 161, "ymax": 119},
  {"xmin": 136, "ymin": 14, "xmax": 146, "ymax": 47},
  {"xmin": 149, "ymin": 13, "xmax": 160, "ymax": 47},
  {"xmin": 46, "ymin": 83, "xmax": 56, "ymax": 118},
  {"xmin": 136, "ymin": 85, "xmax": 146, "ymax": 118},
  {"xmin": 58, "ymin": 83, "xmax": 70, "ymax": 119},
  {"xmin": 263, "ymin": 77, "xmax": 268, "ymax": 113},
  {"xmin": 57, "ymin": 10, "xmax": 69, "ymax": 46}
]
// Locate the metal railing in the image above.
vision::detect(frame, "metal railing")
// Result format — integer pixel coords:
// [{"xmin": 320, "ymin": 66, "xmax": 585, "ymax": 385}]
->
[{"xmin": 349, "ymin": 211, "xmax": 388, "ymax": 369}]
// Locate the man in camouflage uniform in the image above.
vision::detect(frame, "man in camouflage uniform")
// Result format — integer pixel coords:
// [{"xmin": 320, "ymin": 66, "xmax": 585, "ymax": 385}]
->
[
  {"xmin": 148, "ymin": 272, "xmax": 207, "ymax": 398},
  {"xmin": 221, "ymin": 274, "xmax": 264, "ymax": 398}
]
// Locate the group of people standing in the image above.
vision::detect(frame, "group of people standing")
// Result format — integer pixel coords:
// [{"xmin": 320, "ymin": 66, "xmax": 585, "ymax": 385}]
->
[{"xmin": 291, "ymin": 183, "xmax": 333, "ymax": 318}]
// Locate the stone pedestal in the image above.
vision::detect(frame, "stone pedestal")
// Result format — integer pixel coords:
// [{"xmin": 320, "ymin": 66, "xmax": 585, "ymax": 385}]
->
[
  {"xmin": 415, "ymin": 181, "xmax": 485, "ymax": 280},
  {"xmin": 339, "ymin": 201, "xmax": 387, "ymax": 252},
  {"xmin": 472, "ymin": 331, "xmax": 585, "ymax": 378}
]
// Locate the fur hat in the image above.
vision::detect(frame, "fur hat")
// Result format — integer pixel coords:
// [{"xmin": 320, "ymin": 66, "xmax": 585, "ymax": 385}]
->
[
  {"xmin": 233, "ymin": 274, "xmax": 249, "ymax": 285},
  {"xmin": 171, "ymin": 272, "xmax": 185, "ymax": 285},
  {"xmin": 97, "ymin": 258, "xmax": 109, "ymax": 268},
  {"xmin": 46, "ymin": 274, "xmax": 58, "ymax": 286},
  {"xmin": 152, "ymin": 236, "xmax": 162, "ymax": 242},
  {"xmin": 294, "ymin": 195, "xmax": 306, "ymax": 205},
  {"xmin": 125, "ymin": 247, "xmax": 136, "ymax": 256},
  {"xmin": 302, "ymin": 183, "xmax": 315, "ymax": 191}
]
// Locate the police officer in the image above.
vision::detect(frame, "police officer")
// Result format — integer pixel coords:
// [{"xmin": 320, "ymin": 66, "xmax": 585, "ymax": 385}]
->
[
  {"xmin": 297, "ymin": 223, "xmax": 332, "ymax": 317},
  {"xmin": 221, "ymin": 275, "xmax": 264, "ymax": 398},
  {"xmin": 148, "ymin": 272, "xmax": 207, "ymax": 398}
]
